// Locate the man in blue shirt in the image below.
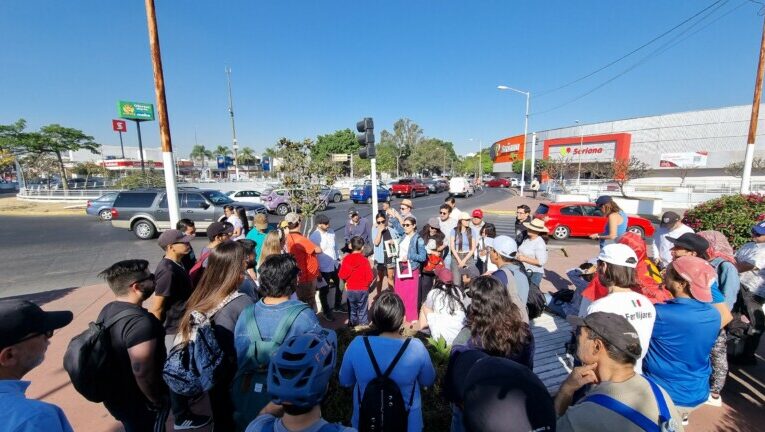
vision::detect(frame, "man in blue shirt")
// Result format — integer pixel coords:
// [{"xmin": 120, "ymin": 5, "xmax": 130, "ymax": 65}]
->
[
  {"xmin": 0, "ymin": 299, "xmax": 74, "ymax": 432},
  {"xmin": 643, "ymin": 256, "xmax": 721, "ymax": 423}
]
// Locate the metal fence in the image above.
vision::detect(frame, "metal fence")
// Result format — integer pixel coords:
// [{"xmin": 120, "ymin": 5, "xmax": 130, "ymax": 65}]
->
[{"xmin": 16, "ymin": 188, "xmax": 124, "ymax": 202}]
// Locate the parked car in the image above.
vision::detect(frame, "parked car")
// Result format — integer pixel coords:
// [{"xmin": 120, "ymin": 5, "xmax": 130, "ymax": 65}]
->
[
  {"xmin": 391, "ymin": 178, "xmax": 429, "ymax": 198},
  {"xmin": 485, "ymin": 178, "xmax": 511, "ymax": 188},
  {"xmin": 226, "ymin": 189, "xmax": 263, "ymax": 204},
  {"xmin": 85, "ymin": 192, "xmax": 118, "ymax": 220},
  {"xmin": 423, "ymin": 179, "xmax": 447, "ymax": 193},
  {"xmin": 449, "ymin": 177, "xmax": 474, "ymax": 197},
  {"xmin": 110, "ymin": 189, "xmax": 267, "ymax": 240},
  {"xmin": 534, "ymin": 202, "xmax": 655, "ymax": 241},
  {"xmin": 350, "ymin": 181, "xmax": 391, "ymax": 204},
  {"xmin": 321, "ymin": 186, "xmax": 344, "ymax": 203},
  {"xmin": 262, "ymin": 188, "xmax": 329, "ymax": 216}
]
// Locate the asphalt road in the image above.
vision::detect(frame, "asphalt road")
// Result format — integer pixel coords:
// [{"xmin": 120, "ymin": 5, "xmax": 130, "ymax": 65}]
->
[{"xmin": 0, "ymin": 187, "xmax": 524, "ymax": 298}]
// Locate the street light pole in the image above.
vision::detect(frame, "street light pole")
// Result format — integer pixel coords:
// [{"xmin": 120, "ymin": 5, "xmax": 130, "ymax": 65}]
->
[
  {"xmin": 498, "ymin": 85, "xmax": 530, "ymax": 196},
  {"xmin": 226, "ymin": 67, "xmax": 240, "ymax": 180},
  {"xmin": 742, "ymin": 14, "xmax": 765, "ymax": 194}
]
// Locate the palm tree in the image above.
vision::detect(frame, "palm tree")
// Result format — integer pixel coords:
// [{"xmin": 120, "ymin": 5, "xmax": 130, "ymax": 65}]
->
[
  {"xmin": 190, "ymin": 145, "xmax": 213, "ymax": 166},
  {"xmin": 214, "ymin": 145, "xmax": 232, "ymax": 157},
  {"xmin": 237, "ymin": 147, "xmax": 257, "ymax": 167}
]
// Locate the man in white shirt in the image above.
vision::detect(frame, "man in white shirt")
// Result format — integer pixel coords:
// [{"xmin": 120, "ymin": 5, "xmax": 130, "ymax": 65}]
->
[
  {"xmin": 651, "ymin": 211, "xmax": 694, "ymax": 269},
  {"xmin": 310, "ymin": 214, "xmax": 340, "ymax": 320},
  {"xmin": 586, "ymin": 244, "xmax": 656, "ymax": 373},
  {"xmin": 734, "ymin": 221, "xmax": 765, "ymax": 363}
]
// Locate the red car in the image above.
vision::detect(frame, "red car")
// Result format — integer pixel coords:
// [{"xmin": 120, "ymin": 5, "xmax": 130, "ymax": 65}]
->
[
  {"xmin": 534, "ymin": 202, "xmax": 655, "ymax": 241},
  {"xmin": 485, "ymin": 178, "xmax": 511, "ymax": 188},
  {"xmin": 391, "ymin": 178, "xmax": 429, "ymax": 198}
]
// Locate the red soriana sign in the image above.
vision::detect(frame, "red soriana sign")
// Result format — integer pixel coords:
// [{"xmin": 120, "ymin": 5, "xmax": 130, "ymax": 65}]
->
[
  {"xmin": 102, "ymin": 160, "xmax": 163, "ymax": 169},
  {"xmin": 551, "ymin": 141, "xmax": 616, "ymax": 163},
  {"xmin": 491, "ymin": 135, "xmax": 525, "ymax": 163},
  {"xmin": 112, "ymin": 120, "xmax": 127, "ymax": 132}
]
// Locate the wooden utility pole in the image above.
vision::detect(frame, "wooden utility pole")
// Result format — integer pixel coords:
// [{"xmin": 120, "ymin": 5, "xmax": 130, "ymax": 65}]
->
[
  {"xmin": 742, "ymin": 14, "xmax": 765, "ymax": 194},
  {"xmin": 145, "ymin": 0, "xmax": 180, "ymax": 224}
]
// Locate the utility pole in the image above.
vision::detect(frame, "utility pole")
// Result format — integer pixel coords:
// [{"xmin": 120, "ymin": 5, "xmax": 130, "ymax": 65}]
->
[
  {"xmin": 144, "ymin": 0, "xmax": 180, "ymax": 225},
  {"xmin": 226, "ymin": 67, "xmax": 240, "ymax": 180},
  {"xmin": 742, "ymin": 14, "xmax": 765, "ymax": 194}
]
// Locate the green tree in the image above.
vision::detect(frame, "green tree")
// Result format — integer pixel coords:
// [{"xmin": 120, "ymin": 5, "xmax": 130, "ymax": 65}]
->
[
  {"xmin": 237, "ymin": 147, "xmax": 258, "ymax": 166},
  {"xmin": 409, "ymin": 138, "xmax": 458, "ymax": 175},
  {"xmin": 190, "ymin": 145, "xmax": 213, "ymax": 165},
  {"xmin": 115, "ymin": 171, "xmax": 165, "ymax": 189},
  {"xmin": 72, "ymin": 161, "xmax": 108, "ymax": 184},
  {"xmin": 18, "ymin": 154, "xmax": 59, "ymax": 187},
  {"xmin": 312, "ymin": 129, "xmax": 360, "ymax": 161},
  {"xmin": 262, "ymin": 147, "xmax": 279, "ymax": 158},
  {"xmin": 276, "ymin": 137, "xmax": 342, "ymax": 232},
  {"xmin": 213, "ymin": 145, "xmax": 232, "ymax": 157},
  {"xmin": 22, "ymin": 124, "xmax": 100, "ymax": 190},
  {"xmin": 590, "ymin": 156, "xmax": 650, "ymax": 198},
  {"xmin": 0, "ymin": 119, "xmax": 29, "ymax": 156},
  {"xmin": 380, "ymin": 118, "xmax": 423, "ymax": 177}
]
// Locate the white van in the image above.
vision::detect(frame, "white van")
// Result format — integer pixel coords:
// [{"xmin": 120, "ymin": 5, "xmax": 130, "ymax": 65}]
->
[{"xmin": 449, "ymin": 177, "xmax": 474, "ymax": 197}]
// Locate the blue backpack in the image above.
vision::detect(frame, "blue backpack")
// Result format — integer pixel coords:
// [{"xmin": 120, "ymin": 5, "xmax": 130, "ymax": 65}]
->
[
  {"xmin": 259, "ymin": 416, "xmax": 344, "ymax": 432},
  {"xmin": 584, "ymin": 377, "xmax": 678, "ymax": 432}
]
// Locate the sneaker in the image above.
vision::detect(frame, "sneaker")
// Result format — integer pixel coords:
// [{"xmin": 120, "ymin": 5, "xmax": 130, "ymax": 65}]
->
[
  {"xmin": 334, "ymin": 304, "xmax": 348, "ymax": 313},
  {"xmin": 174, "ymin": 414, "xmax": 212, "ymax": 430},
  {"xmin": 705, "ymin": 393, "xmax": 723, "ymax": 407},
  {"xmin": 323, "ymin": 311, "xmax": 335, "ymax": 321}
]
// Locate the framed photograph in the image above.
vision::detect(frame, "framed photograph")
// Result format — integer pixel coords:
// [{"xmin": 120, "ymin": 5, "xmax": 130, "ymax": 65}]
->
[
  {"xmin": 396, "ymin": 259, "xmax": 413, "ymax": 279},
  {"xmin": 384, "ymin": 239, "xmax": 399, "ymax": 258}
]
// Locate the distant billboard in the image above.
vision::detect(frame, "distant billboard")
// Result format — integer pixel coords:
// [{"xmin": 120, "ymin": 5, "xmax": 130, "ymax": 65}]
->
[
  {"xmin": 659, "ymin": 152, "xmax": 708, "ymax": 168},
  {"xmin": 118, "ymin": 101, "xmax": 155, "ymax": 121}
]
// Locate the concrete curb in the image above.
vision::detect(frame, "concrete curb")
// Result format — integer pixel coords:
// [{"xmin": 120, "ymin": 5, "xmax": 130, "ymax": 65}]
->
[{"xmin": 483, "ymin": 210, "xmax": 517, "ymax": 215}]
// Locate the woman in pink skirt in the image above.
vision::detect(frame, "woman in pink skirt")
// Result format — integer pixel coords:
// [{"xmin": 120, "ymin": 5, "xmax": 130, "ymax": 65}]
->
[{"xmin": 395, "ymin": 216, "xmax": 428, "ymax": 323}]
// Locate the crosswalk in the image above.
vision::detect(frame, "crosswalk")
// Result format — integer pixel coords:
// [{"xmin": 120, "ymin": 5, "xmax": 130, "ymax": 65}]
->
[{"xmin": 482, "ymin": 215, "xmax": 519, "ymax": 238}]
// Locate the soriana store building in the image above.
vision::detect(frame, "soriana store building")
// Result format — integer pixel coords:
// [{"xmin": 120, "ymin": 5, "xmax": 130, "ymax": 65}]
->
[{"xmin": 490, "ymin": 104, "xmax": 765, "ymax": 181}]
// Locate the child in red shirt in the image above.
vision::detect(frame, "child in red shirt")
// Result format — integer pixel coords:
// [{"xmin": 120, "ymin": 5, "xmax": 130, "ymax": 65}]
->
[{"xmin": 339, "ymin": 236, "xmax": 375, "ymax": 326}]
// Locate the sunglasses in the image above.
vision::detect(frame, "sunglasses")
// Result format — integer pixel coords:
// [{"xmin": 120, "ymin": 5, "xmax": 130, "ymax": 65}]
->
[
  {"xmin": 376, "ymin": 220, "xmax": 386, "ymax": 224},
  {"xmin": 131, "ymin": 273, "xmax": 156, "ymax": 285},
  {"xmin": 17, "ymin": 329, "xmax": 54, "ymax": 344},
  {"xmin": 400, "ymin": 206, "xmax": 409, "ymax": 210},
  {"xmin": 402, "ymin": 223, "xmax": 413, "ymax": 227},
  {"xmin": 440, "ymin": 211, "xmax": 448, "ymax": 215}
]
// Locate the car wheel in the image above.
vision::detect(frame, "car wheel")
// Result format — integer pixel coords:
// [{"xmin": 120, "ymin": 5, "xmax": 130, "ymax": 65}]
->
[
  {"xmin": 133, "ymin": 219, "xmax": 157, "ymax": 240},
  {"xmin": 627, "ymin": 226, "xmax": 645, "ymax": 238},
  {"xmin": 318, "ymin": 202, "xmax": 327, "ymax": 211},
  {"xmin": 276, "ymin": 204, "xmax": 289, "ymax": 216},
  {"xmin": 410, "ymin": 191, "xmax": 415, "ymax": 199},
  {"xmin": 365, "ymin": 197, "xmax": 372, "ymax": 204},
  {"xmin": 333, "ymin": 193, "xmax": 342, "ymax": 203},
  {"xmin": 552, "ymin": 225, "xmax": 570, "ymax": 241},
  {"xmin": 98, "ymin": 209, "xmax": 112, "ymax": 221}
]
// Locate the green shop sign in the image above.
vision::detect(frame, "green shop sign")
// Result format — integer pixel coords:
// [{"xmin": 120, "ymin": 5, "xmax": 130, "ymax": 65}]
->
[{"xmin": 118, "ymin": 101, "xmax": 155, "ymax": 121}]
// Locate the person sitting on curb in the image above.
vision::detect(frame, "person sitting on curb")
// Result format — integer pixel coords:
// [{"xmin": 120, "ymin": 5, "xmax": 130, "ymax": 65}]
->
[
  {"xmin": 555, "ymin": 312, "xmax": 685, "ymax": 432},
  {"xmin": 0, "ymin": 299, "xmax": 74, "ymax": 432},
  {"xmin": 245, "ymin": 329, "xmax": 355, "ymax": 432}
]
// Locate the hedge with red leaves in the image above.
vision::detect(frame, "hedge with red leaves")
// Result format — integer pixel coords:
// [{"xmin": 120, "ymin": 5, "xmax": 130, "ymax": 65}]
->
[{"xmin": 683, "ymin": 194, "xmax": 765, "ymax": 248}]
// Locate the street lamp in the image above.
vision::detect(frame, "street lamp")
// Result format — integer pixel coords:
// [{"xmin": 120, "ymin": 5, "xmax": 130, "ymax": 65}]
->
[
  {"xmin": 497, "ymin": 85, "xmax": 530, "ymax": 195},
  {"xmin": 575, "ymin": 120, "xmax": 584, "ymax": 186}
]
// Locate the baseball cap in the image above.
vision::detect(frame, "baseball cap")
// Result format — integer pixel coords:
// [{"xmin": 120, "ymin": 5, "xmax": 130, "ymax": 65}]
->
[
  {"xmin": 284, "ymin": 212, "xmax": 300, "ymax": 225},
  {"xmin": 427, "ymin": 217, "xmax": 440, "ymax": 229},
  {"xmin": 567, "ymin": 312, "xmax": 642, "ymax": 360},
  {"xmin": 458, "ymin": 211, "xmax": 471, "ymax": 221},
  {"xmin": 660, "ymin": 211, "xmax": 681, "ymax": 227},
  {"xmin": 462, "ymin": 356, "xmax": 557, "ymax": 432},
  {"xmin": 459, "ymin": 265, "xmax": 481, "ymax": 280},
  {"xmin": 348, "ymin": 207, "xmax": 359, "ymax": 216},
  {"xmin": 597, "ymin": 243, "xmax": 638, "ymax": 268},
  {"xmin": 668, "ymin": 255, "xmax": 716, "ymax": 303},
  {"xmin": 0, "ymin": 300, "xmax": 73, "ymax": 349},
  {"xmin": 206, "ymin": 221, "xmax": 234, "ymax": 241},
  {"xmin": 253, "ymin": 213, "xmax": 268, "ymax": 230},
  {"xmin": 158, "ymin": 229, "xmax": 194, "ymax": 249},
  {"xmin": 595, "ymin": 195, "xmax": 613, "ymax": 207},
  {"xmin": 667, "ymin": 232, "xmax": 709, "ymax": 256},
  {"xmin": 472, "ymin": 209, "xmax": 483, "ymax": 219},
  {"xmin": 315, "ymin": 214, "xmax": 330, "ymax": 225},
  {"xmin": 491, "ymin": 235, "xmax": 517, "ymax": 258},
  {"xmin": 434, "ymin": 266, "xmax": 453, "ymax": 284},
  {"xmin": 752, "ymin": 221, "xmax": 765, "ymax": 236},
  {"xmin": 444, "ymin": 348, "xmax": 489, "ymax": 404}
]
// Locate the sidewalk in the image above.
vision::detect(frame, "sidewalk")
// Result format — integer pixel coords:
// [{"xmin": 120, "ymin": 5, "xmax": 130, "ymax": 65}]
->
[{"xmin": 17, "ymin": 188, "xmax": 765, "ymax": 432}]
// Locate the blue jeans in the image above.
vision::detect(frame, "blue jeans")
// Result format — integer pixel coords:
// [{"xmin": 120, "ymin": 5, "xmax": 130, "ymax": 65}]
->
[
  {"xmin": 528, "ymin": 271, "xmax": 543, "ymax": 288},
  {"xmin": 346, "ymin": 290, "xmax": 369, "ymax": 326}
]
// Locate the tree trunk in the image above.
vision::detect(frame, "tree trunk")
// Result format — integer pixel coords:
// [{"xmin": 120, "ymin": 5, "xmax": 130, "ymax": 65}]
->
[{"xmin": 55, "ymin": 150, "xmax": 69, "ymax": 191}]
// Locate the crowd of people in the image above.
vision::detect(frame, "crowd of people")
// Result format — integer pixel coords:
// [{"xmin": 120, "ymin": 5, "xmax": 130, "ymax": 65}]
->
[{"xmin": 1, "ymin": 194, "xmax": 764, "ymax": 432}]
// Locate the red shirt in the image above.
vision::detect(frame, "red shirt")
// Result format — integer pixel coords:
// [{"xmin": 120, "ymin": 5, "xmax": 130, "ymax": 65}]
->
[
  {"xmin": 338, "ymin": 252, "xmax": 374, "ymax": 291},
  {"xmin": 286, "ymin": 232, "xmax": 320, "ymax": 284}
]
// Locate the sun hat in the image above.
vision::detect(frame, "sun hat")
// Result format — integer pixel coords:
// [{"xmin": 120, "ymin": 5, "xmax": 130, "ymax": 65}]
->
[
  {"xmin": 400, "ymin": 199, "xmax": 414, "ymax": 209},
  {"xmin": 597, "ymin": 243, "xmax": 638, "ymax": 268},
  {"xmin": 253, "ymin": 213, "xmax": 269, "ymax": 230},
  {"xmin": 458, "ymin": 211, "xmax": 471, "ymax": 221},
  {"xmin": 522, "ymin": 218, "xmax": 549, "ymax": 233},
  {"xmin": 567, "ymin": 312, "xmax": 642, "ymax": 360},
  {"xmin": 668, "ymin": 255, "xmax": 716, "ymax": 303}
]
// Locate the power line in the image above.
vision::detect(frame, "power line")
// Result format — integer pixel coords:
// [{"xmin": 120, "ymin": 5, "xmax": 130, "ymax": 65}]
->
[
  {"xmin": 532, "ymin": 0, "xmax": 743, "ymax": 116},
  {"xmin": 535, "ymin": 0, "xmax": 727, "ymax": 97}
]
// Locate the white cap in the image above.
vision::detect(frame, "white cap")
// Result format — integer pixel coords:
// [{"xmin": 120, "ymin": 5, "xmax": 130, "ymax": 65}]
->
[
  {"xmin": 492, "ymin": 235, "xmax": 517, "ymax": 258},
  {"xmin": 597, "ymin": 243, "xmax": 638, "ymax": 268}
]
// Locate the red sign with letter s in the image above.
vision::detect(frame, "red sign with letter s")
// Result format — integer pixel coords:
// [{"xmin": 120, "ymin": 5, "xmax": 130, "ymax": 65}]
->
[{"xmin": 112, "ymin": 119, "xmax": 127, "ymax": 132}]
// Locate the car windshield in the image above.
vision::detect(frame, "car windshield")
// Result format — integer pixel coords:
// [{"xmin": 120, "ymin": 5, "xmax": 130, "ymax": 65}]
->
[
  {"xmin": 203, "ymin": 190, "xmax": 234, "ymax": 204},
  {"xmin": 398, "ymin": 179, "xmax": 413, "ymax": 184}
]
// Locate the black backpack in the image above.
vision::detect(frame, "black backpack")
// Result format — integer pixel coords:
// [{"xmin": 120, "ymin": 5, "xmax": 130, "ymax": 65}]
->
[
  {"xmin": 358, "ymin": 337, "xmax": 415, "ymax": 432},
  {"xmin": 513, "ymin": 262, "xmax": 546, "ymax": 320},
  {"xmin": 63, "ymin": 309, "xmax": 142, "ymax": 402},
  {"xmin": 727, "ymin": 286, "xmax": 765, "ymax": 359}
]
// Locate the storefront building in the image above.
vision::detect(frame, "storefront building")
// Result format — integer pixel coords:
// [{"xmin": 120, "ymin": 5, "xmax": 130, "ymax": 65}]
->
[{"xmin": 491, "ymin": 104, "xmax": 765, "ymax": 182}]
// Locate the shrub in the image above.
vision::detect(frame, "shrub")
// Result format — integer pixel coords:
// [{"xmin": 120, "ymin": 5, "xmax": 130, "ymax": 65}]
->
[
  {"xmin": 114, "ymin": 171, "xmax": 165, "ymax": 189},
  {"xmin": 683, "ymin": 194, "xmax": 765, "ymax": 248},
  {"xmin": 322, "ymin": 327, "xmax": 452, "ymax": 431}
]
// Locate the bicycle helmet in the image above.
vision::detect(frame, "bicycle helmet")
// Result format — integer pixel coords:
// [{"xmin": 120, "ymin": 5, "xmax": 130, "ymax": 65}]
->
[{"xmin": 267, "ymin": 328, "xmax": 338, "ymax": 408}]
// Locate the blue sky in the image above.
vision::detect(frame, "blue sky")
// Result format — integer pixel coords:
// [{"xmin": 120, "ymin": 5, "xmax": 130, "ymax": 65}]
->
[{"xmin": 1, "ymin": 0, "xmax": 762, "ymax": 156}]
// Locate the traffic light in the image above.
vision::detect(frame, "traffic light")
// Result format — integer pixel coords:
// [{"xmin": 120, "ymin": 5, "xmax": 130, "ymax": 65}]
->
[{"xmin": 357, "ymin": 117, "xmax": 376, "ymax": 159}]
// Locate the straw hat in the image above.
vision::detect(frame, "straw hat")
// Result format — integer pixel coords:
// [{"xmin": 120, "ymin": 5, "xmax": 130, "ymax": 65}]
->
[
  {"xmin": 523, "ymin": 218, "xmax": 549, "ymax": 233},
  {"xmin": 400, "ymin": 199, "xmax": 414, "ymax": 209}
]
